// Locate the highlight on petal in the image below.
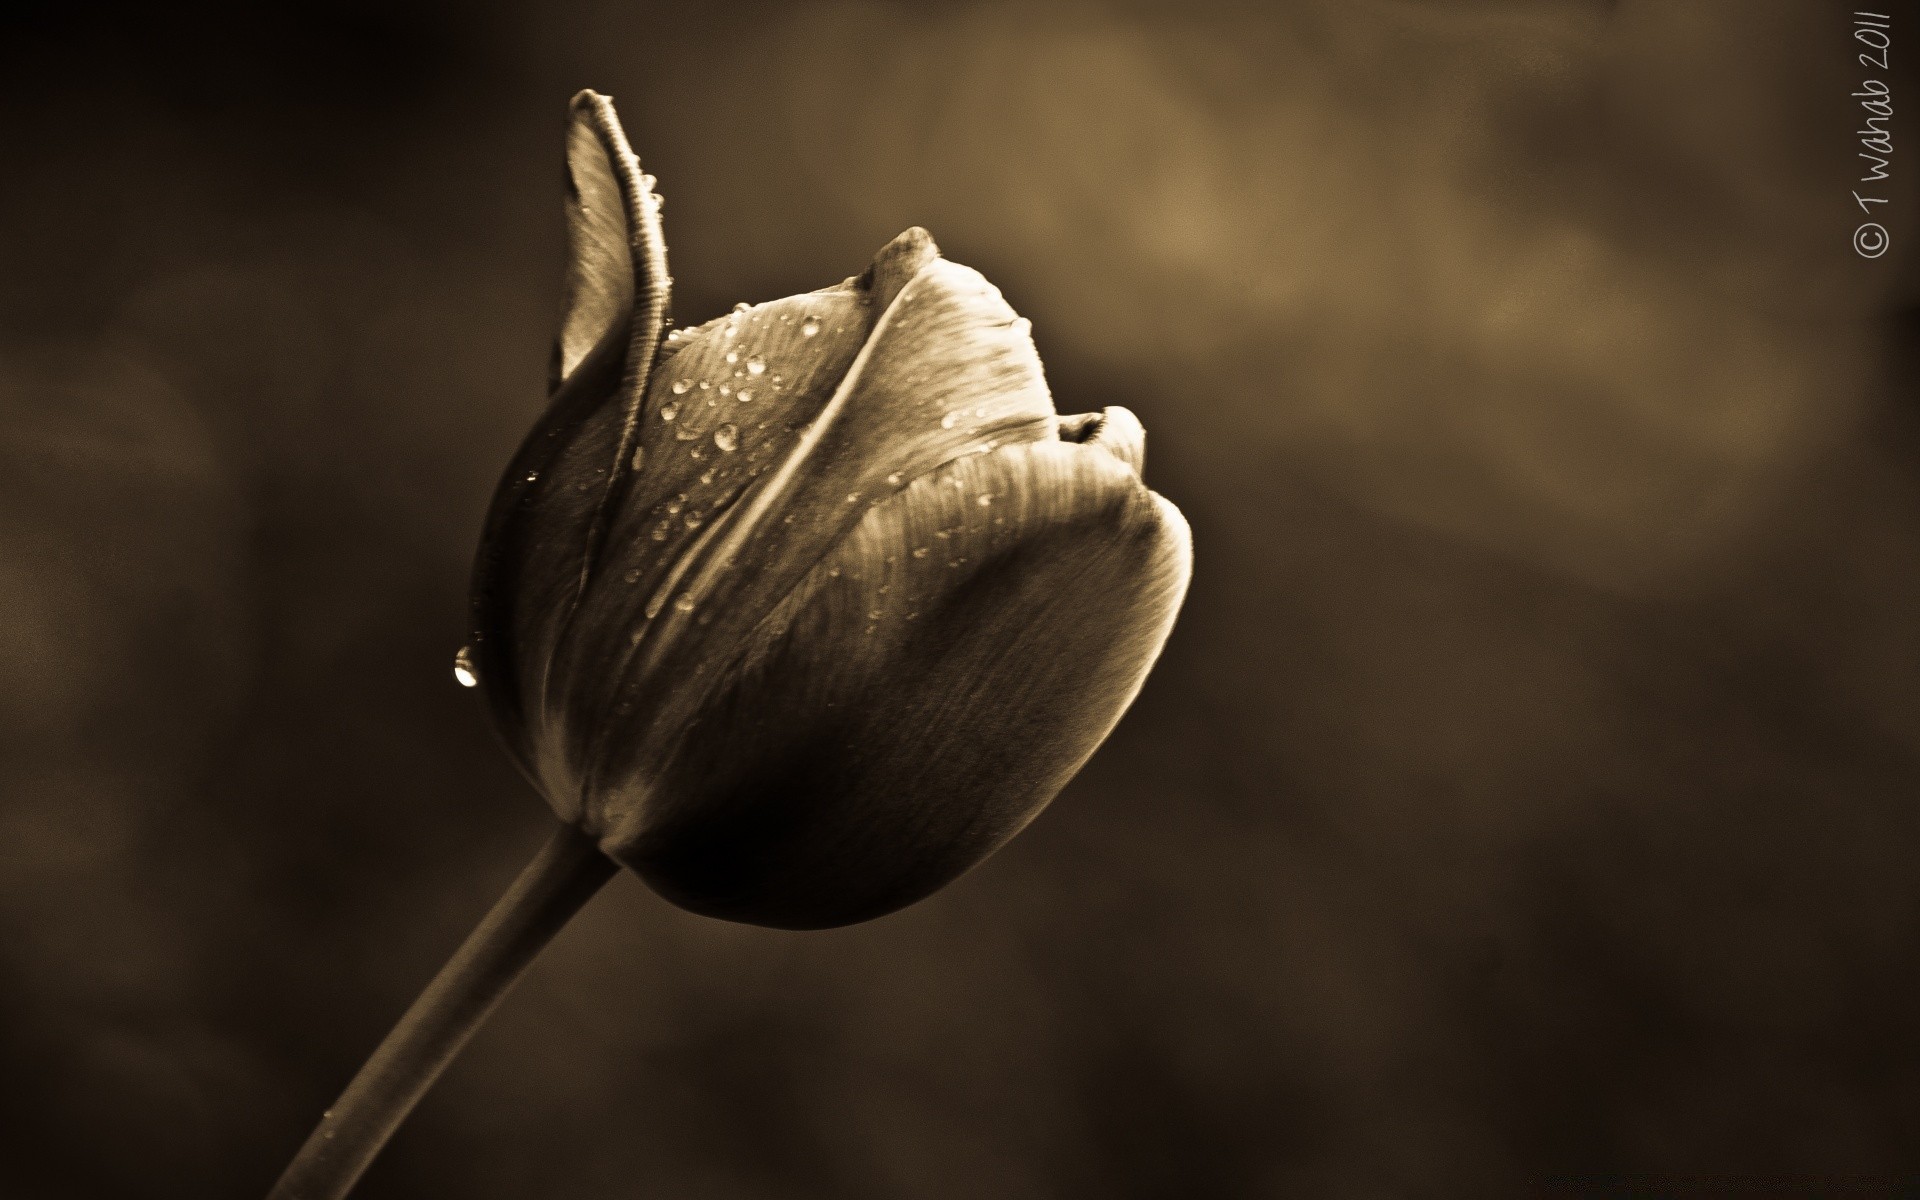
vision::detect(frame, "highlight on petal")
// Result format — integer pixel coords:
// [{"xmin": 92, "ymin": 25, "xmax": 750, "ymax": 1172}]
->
[{"xmin": 593, "ymin": 439, "xmax": 1192, "ymax": 929}]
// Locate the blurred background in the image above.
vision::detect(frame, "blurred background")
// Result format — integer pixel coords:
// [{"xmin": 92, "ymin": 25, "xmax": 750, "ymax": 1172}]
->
[{"xmin": 2, "ymin": 0, "xmax": 1918, "ymax": 1195}]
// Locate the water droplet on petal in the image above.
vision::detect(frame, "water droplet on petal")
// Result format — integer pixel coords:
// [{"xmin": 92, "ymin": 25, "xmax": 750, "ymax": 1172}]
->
[
  {"xmin": 912, "ymin": 547, "xmax": 928, "ymax": 558},
  {"xmin": 674, "ymin": 425, "xmax": 699, "ymax": 441},
  {"xmin": 624, "ymin": 567, "xmax": 641, "ymax": 583},
  {"xmin": 700, "ymin": 468, "xmax": 716, "ymax": 484},
  {"xmin": 1010, "ymin": 316, "xmax": 1032, "ymax": 335},
  {"xmin": 684, "ymin": 512, "xmax": 703, "ymax": 529},
  {"xmin": 725, "ymin": 350, "xmax": 739, "ymax": 364},
  {"xmin": 661, "ymin": 400, "xmax": 681, "ymax": 421},
  {"xmin": 732, "ymin": 301, "xmax": 751, "ymax": 313},
  {"xmin": 868, "ymin": 610, "xmax": 883, "ymax": 620},
  {"xmin": 719, "ymin": 384, "xmax": 732, "ymax": 396},
  {"xmin": 746, "ymin": 355, "xmax": 766, "ymax": 376},
  {"xmin": 737, "ymin": 389, "xmax": 754, "ymax": 402},
  {"xmin": 630, "ymin": 445, "xmax": 646, "ymax": 471},
  {"xmin": 713, "ymin": 423, "xmax": 739, "ymax": 453},
  {"xmin": 976, "ymin": 493, "xmax": 994, "ymax": 506},
  {"xmin": 671, "ymin": 379, "xmax": 690, "ymax": 394},
  {"xmin": 940, "ymin": 412, "xmax": 958, "ymax": 429},
  {"xmin": 452, "ymin": 646, "xmax": 479, "ymax": 688},
  {"xmin": 846, "ymin": 492, "xmax": 861, "ymax": 503},
  {"xmin": 886, "ymin": 472, "xmax": 903, "ymax": 486},
  {"xmin": 801, "ymin": 316, "xmax": 821, "ymax": 337},
  {"xmin": 675, "ymin": 593, "xmax": 698, "ymax": 612}
]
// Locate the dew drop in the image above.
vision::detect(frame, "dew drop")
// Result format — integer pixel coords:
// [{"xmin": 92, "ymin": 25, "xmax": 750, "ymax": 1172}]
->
[
  {"xmin": 845, "ymin": 492, "xmax": 861, "ymax": 503},
  {"xmin": 671, "ymin": 379, "xmax": 691, "ymax": 394},
  {"xmin": 675, "ymin": 594, "xmax": 697, "ymax": 612},
  {"xmin": 713, "ymin": 423, "xmax": 739, "ymax": 453},
  {"xmin": 661, "ymin": 400, "xmax": 681, "ymax": 422},
  {"xmin": 719, "ymin": 384, "xmax": 732, "ymax": 397},
  {"xmin": 940, "ymin": 412, "xmax": 958, "ymax": 429},
  {"xmin": 674, "ymin": 425, "xmax": 699, "ymax": 441},
  {"xmin": 801, "ymin": 316, "xmax": 821, "ymax": 337},
  {"xmin": 745, "ymin": 354, "xmax": 766, "ymax": 376},
  {"xmin": 732, "ymin": 301, "xmax": 751, "ymax": 313},
  {"xmin": 976, "ymin": 493, "xmax": 994, "ymax": 507},
  {"xmin": 912, "ymin": 547, "xmax": 929, "ymax": 558},
  {"xmin": 698, "ymin": 381, "xmax": 711, "ymax": 391},
  {"xmin": 667, "ymin": 498, "xmax": 684, "ymax": 513},
  {"xmin": 630, "ymin": 445, "xmax": 646, "ymax": 471},
  {"xmin": 1010, "ymin": 316, "xmax": 1032, "ymax": 335},
  {"xmin": 737, "ymin": 388, "xmax": 755, "ymax": 402},
  {"xmin": 623, "ymin": 567, "xmax": 641, "ymax": 583},
  {"xmin": 684, "ymin": 512, "xmax": 703, "ymax": 529},
  {"xmin": 868, "ymin": 610, "xmax": 883, "ymax": 620},
  {"xmin": 452, "ymin": 646, "xmax": 479, "ymax": 688},
  {"xmin": 524, "ymin": 469, "xmax": 539, "ymax": 482},
  {"xmin": 886, "ymin": 472, "xmax": 903, "ymax": 486},
  {"xmin": 700, "ymin": 468, "xmax": 716, "ymax": 484},
  {"xmin": 725, "ymin": 350, "xmax": 739, "ymax": 364}
]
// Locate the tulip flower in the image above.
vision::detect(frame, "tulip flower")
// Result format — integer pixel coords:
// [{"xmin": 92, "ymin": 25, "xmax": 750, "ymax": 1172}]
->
[{"xmin": 267, "ymin": 91, "xmax": 1189, "ymax": 1199}]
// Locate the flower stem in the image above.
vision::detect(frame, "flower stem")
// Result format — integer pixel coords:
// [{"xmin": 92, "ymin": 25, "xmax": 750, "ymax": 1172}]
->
[{"xmin": 267, "ymin": 820, "xmax": 618, "ymax": 1200}]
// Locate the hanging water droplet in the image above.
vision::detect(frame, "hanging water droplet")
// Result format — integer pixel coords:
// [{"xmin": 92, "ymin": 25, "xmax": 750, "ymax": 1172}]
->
[
  {"xmin": 452, "ymin": 646, "xmax": 479, "ymax": 688},
  {"xmin": 661, "ymin": 400, "xmax": 681, "ymax": 421},
  {"xmin": 713, "ymin": 423, "xmax": 739, "ymax": 453},
  {"xmin": 675, "ymin": 593, "xmax": 698, "ymax": 612},
  {"xmin": 1010, "ymin": 316, "xmax": 1032, "ymax": 335},
  {"xmin": 827, "ymin": 567, "xmax": 841, "ymax": 578},
  {"xmin": 801, "ymin": 316, "xmax": 821, "ymax": 337},
  {"xmin": 745, "ymin": 354, "xmax": 766, "ymax": 376},
  {"xmin": 671, "ymin": 379, "xmax": 691, "ymax": 394}
]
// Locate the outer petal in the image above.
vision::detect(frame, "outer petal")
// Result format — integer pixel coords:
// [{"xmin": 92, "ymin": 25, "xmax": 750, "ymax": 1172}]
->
[
  {"xmin": 546, "ymin": 229, "xmax": 1060, "ymax": 816},
  {"xmin": 595, "ymin": 439, "xmax": 1192, "ymax": 929},
  {"xmin": 468, "ymin": 90, "xmax": 666, "ymax": 786}
]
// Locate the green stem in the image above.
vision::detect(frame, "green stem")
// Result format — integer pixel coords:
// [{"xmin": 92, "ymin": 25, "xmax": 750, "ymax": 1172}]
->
[{"xmin": 267, "ymin": 820, "xmax": 618, "ymax": 1200}]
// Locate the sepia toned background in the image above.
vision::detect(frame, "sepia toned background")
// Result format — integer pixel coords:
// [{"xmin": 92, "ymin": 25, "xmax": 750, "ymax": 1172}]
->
[{"xmin": 3, "ymin": 0, "xmax": 1918, "ymax": 1195}]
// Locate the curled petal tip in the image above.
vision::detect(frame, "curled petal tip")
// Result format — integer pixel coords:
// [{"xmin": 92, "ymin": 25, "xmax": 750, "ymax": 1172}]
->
[
  {"xmin": 862, "ymin": 227, "xmax": 941, "ymax": 310},
  {"xmin": 1060, "ymin": 406, "xmax": 1147, "ymax": 475}
]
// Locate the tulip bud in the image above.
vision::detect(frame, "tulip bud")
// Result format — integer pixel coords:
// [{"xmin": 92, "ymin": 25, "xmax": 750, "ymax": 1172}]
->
[{"xmin": 467, "ymin": 90, "xmax": 1191, "ymax": 929}]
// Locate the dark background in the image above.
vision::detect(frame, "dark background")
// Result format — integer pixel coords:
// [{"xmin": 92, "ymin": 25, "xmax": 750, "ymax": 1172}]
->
[{"xmin": 3, "ymin": 1, "xmax": 1918, "ymax": 1195}]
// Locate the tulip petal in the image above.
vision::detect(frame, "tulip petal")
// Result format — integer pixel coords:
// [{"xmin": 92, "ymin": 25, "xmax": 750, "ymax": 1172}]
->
[
  {"xmin": 550, "ymin": 230, "xmax": 1064, "ymax": 809},
  {"xmin": 468, "ymin": 91, "xmax": 670, "ymax": 787},
  {"xmin": 591, "ymin": 439, "xmax": 1192, "ymax": 928}
]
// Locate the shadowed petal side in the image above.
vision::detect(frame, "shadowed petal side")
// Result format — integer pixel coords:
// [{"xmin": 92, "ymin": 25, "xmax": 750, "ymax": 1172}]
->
[{"xmin": 596, "ymin": 439, "xmax": 1192, "ymax": 928}]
